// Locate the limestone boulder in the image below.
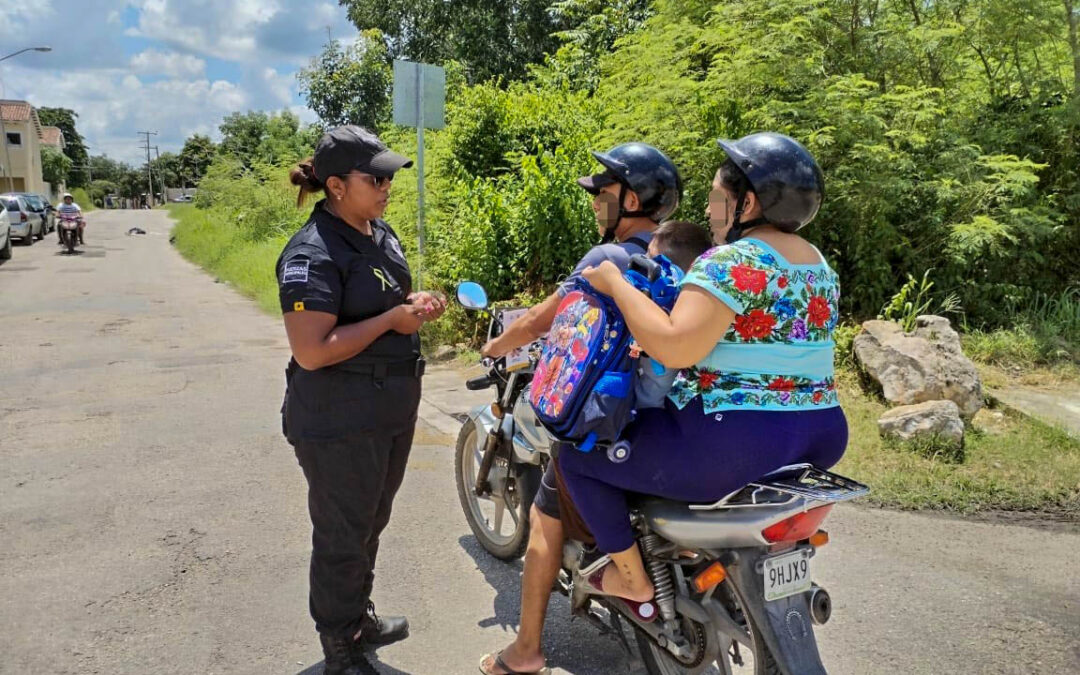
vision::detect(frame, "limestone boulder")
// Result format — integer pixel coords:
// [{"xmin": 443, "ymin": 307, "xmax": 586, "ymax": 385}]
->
[
  {"xmin": 877, "ymin": 400, "xmax": 965, "ymax": 445},
  {"xmin": 853, "ymin": 316, "xmax": 983, "ymax": 418}
]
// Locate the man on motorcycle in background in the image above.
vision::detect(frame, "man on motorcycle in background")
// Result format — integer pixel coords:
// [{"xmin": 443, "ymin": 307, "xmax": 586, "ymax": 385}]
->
[
  {"xmin": 57, "ymin": 193, "xmax": 85, "ymax": 245},
  {"xmin": 478, "ymin": 143, "xmax": 682, "ymax": 675}
]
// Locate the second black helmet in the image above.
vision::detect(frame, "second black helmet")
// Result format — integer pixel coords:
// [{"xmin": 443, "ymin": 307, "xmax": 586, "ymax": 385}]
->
[{"xmin": 717, "ymin": 132, "xmax": 824, "ymax": 232}]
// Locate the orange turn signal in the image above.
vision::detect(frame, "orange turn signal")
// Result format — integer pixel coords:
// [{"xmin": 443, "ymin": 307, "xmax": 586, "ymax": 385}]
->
[
  {"xmin": 692, "ymin": 561, "xmax": 727, "ymax": 594},
  {"xmin": 809, "ymin": 529, "xmax": 830, "ymax": 548},
  {"xmin": 491, "ymin": 403, "xmax": 504, "ymax": 417}
]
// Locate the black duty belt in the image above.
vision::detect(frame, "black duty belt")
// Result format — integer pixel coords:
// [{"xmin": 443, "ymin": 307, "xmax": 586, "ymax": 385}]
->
[{"xmin": 333, "ymin": 358, "xmax": 426, "ymax": 378}]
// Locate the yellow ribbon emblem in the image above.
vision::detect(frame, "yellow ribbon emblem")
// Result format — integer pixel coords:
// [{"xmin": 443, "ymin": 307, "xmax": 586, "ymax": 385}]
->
[{"xmin": 372, "ymin": 267, "xmax": 391, "ymax": 291}]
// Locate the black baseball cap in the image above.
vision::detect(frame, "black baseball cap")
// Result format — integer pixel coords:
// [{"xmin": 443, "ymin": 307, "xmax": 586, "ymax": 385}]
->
[
  {"xmin": 313, "ymin": 125, "xmax": 413, "ymax": 181},
  {"xmin": 576, "ymin": 171, "xmax": 619, "ymax": 194}
]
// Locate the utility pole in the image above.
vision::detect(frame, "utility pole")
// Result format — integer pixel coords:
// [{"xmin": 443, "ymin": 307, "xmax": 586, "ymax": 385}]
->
[
  {"xmin": 153, "ymin": 145, "xmax": 164, "ymax": 202},
  {"xmin": 137, "ymin": 130, "xmax": 157, "ymax": 207}
]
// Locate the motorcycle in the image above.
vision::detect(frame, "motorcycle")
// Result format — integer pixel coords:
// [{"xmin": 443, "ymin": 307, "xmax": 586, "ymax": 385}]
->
[
  {"xmin": 58, "ymin": 213, "xmax": 82, "ymax": 254},
  {"xmin": 453, "ymin": 281, "xmax": 869, "ymax": 675}
]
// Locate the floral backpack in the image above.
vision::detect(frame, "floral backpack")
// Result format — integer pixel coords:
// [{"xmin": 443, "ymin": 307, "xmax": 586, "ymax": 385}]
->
[{"xmin": 528, "ymin": 254, "xmax": 683, "ymax": 451}]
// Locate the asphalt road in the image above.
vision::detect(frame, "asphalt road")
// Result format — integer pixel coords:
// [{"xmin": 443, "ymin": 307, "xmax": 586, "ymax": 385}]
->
[{"xmin": 1, "ymin": 209, "xmax": 1077, "ymax": 675}]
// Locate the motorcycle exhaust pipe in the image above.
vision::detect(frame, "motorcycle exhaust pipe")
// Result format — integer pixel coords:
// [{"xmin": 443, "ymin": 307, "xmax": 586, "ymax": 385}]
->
[{"xmin": 809, "ymin": 584, "xmax": 831, "ymax": 625}]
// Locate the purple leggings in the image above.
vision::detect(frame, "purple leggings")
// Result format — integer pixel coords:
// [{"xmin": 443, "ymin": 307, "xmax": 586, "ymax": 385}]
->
[{"xmin": 558, "ymin": 399, "xmax": 848, "ymax": 553}]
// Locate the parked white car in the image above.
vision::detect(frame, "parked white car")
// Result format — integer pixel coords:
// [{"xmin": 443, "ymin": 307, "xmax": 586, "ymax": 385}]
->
[
  {"xmin": 2, "ymin": 194, "xmax": 40, "ymax": 244},
  {"xmin": 0, "ymin": 202, "xmax": 11, "ymax": 260}
]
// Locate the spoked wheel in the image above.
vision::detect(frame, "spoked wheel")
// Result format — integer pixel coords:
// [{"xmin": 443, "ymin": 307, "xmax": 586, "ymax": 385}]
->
[
  {"xmin": 454, "ymin": 421, "xmax": 532, "ymax": 560},
  {"xmin": 634, "ymin": 572, "xmax": 782, "ymax": 675},
  {"xmin": 634, "ymin": 611, "xmax": 712, "ymax": 675},
  {"xmin": 712, "ymin": 580, "xmax": 783, "ymax": 675}
]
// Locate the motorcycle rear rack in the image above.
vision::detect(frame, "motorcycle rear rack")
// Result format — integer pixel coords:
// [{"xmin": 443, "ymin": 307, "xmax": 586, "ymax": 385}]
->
[{"xmin": 688, "ymin": 464, "xmax": 870, "ymax": 511}]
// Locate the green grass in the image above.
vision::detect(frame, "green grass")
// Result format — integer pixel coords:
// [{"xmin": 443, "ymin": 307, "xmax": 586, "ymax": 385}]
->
[
  {"xmin": 168, "ymin": 202, "xmax": 1080, "ymax": 518},
  {"xmin": 834, "ymin": 369, "xmax": 1080, "ymax": 517},
  {"xmin": 167, "ymin": 203, "xmax": 286, "ymax": 314},
  {"xmin": 960, "ymin": 288, "xmax": 1080, "ymax": 375}
]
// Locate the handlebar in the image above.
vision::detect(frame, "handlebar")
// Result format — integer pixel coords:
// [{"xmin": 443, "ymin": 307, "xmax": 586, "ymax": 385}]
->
[{"xmin": 466, "ymin": 375, "xmax": 495, "ymax": 391}]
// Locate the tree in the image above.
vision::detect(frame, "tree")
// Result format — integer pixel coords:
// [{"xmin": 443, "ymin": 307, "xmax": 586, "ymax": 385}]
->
[
  {"xmin": 149, "ymin": 152, "xmax": 183, "ymax": 191},
  {"xmin": 298, "ymin": 32, "xmax": 393, "ymax": 129},
  {"xmin": 218, "ymin": 110, "xmax": 317, "ymax": 168},
  {"xmin": 87, "ymin": 155, "xmax": 133, "ymax": 184},
  {"xmin": 1067, "ymin": 0, "xmax": 1080, "ymax": 92},
  {"xmin": 339, "ymin": 0, "xmax": 562, "ymax": 82},
  {"xmin": 37, "ymin": 108, "xmax": 89, "ymax": 186},
  {"xmin": 258, "ymin": 111, "xmax": 319, "ymax": 165},
  {"xmin": 219, "ymin": 111, "xmax": 270, "ymax": 164},
  {"xmin": 178, "ymin": 134, "xmax": 216, "ymax": 185},
  {"xmin": 41, "ymin": 146, "xmax": 72, "ymax": 187}
]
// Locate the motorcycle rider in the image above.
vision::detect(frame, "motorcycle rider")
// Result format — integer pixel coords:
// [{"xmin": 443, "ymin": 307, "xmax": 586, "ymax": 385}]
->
[
  {"xmin": 559, "ymin": 132, "xmax": 848, "ymax": 607},
  {"xmin": 479, "ymin": 142, "xmax": 682, "ymax": 675},
  {"xmin": 56, "ymin": 193, "xmax": 85, "ymax": 245}
]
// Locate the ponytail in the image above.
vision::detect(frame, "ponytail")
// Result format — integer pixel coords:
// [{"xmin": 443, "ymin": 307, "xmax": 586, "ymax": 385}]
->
[{"xmin": 289, "ymin": 158, "xmax": 324, "ymax": 207}]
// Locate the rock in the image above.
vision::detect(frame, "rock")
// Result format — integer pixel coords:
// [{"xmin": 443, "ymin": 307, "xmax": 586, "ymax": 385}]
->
[
  {"xmin": 430, "ymin": 344, "xmax": 457, "ymax": 361},
  {"xmin": 853, "ymin": 316, "xmax": 983, "ymax": 418},
  {"xmin": 878, "ymin": 400, "xmax": 965, "ymax": 445}
]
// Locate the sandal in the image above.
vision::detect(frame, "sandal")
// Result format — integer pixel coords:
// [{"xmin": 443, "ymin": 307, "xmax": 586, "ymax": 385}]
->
[
  {"xmin": 478, "ymin": 651, "xmax": 551, "ymax": 675},
  {"xmin": 579, "ymin": 567, "xmax": 658, "ymax": 624}
]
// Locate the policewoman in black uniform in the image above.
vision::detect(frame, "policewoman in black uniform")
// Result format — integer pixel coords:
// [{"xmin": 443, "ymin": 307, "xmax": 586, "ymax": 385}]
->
[{"xmin": 278, "ymin": 126, "xmax": 446, "ymax": 675}]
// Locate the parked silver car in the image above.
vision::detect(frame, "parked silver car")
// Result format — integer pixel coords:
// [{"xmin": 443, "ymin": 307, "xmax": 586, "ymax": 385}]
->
[
  {"xmin": 2, "ymin": 194, "xmax": 40, "ymax": 244},
  {"xmin": 24, "ymin": 193, "xmax": 57, "ymax": 234},
  {"xmin": 3, "ymin": 192, "xmax": 50, "ymax": 238}
]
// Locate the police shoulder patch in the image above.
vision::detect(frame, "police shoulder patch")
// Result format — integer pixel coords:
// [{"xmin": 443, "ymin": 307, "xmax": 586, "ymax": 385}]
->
[{"xmin": 282, "ymin": 258, "xmax": 310, "ymax": 284}]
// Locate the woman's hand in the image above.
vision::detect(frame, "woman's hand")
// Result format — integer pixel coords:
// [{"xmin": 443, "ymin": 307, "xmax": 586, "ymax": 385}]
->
[
  {"xmin": 390, "ymin": 304, "xmax": 430, "ymax": 335},
  {"xmin": 407, "ymin": 291, "xmax": 448, "ymax": 321},
  {"xmin": 582, "ymin": 260, "xmax": 624, "ymax": 295}
]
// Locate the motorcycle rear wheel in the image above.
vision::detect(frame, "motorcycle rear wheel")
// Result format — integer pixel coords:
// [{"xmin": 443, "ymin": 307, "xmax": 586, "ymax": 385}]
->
[
  {"xmin": 635, "ymin": 577, "xmax": 782, "ymax": 675},
  {"xmin": 455, "ymin": 422, "xmax": 533, "ymax": 560}
]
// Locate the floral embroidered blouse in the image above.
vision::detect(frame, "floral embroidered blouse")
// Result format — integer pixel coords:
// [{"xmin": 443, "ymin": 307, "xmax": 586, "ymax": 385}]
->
[{"xmin": 668, "ymin": 238, "xmax": 840, "ymax": 414}]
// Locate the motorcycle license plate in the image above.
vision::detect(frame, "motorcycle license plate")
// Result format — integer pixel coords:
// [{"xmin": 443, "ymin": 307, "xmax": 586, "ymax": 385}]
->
[{"xmin": 763, "ymin": 549, "xmax": 812, "ymax": 602}]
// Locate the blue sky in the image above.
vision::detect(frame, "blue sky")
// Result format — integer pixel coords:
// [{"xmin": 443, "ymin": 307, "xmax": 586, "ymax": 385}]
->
[{"xmin": 0, "ymin": 0, "xmax": 358, "ymax": 164}]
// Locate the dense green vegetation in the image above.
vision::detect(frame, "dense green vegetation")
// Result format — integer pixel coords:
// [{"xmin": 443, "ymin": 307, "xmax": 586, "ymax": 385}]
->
[{"xmin": 181, "ymin": 0, "xmax": 1079, "ymax": 332}]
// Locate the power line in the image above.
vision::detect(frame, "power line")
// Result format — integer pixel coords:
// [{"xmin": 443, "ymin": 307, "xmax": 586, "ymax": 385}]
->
[{"xmin": 137, "ymin": 130, "xmax": 157, "ymax": 206}]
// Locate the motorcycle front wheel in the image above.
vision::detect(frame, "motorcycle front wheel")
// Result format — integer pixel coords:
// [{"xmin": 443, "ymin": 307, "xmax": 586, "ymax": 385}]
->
[{"xmin": 454, "ymin": 421, "xmax": 535, "ymax": 560}]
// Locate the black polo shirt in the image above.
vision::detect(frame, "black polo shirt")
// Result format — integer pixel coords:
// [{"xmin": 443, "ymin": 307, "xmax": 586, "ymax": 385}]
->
[{"xmin": 276, "ymin": 200, "xmax": 420, "ymax": 368}]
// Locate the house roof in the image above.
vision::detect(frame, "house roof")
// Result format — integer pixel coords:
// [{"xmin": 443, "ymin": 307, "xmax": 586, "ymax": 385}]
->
[
  {"xmin": 0, "ymin": 100, "xmax": 33, "ymax": 122},
  {"xmin": 41, "ymin": 126, "xmax": 64, "ymax": 147}
]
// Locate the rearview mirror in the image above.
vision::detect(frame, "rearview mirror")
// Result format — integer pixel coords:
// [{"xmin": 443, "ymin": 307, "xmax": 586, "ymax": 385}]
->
[{"xmin": 456, "ymin": 281, "xmax": 489, "ymax": 310}]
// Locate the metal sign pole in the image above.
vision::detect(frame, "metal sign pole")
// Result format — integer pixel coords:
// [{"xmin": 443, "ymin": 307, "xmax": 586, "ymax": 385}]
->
[{"xmin": 415, "ymin": 63, "xmax": 426, "ymax": 291}]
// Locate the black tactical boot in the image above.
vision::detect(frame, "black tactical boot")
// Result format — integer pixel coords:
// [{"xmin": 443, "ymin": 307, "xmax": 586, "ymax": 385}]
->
[
  {"xmin": 358, "ymin": 601, "xmax": 409, "ymax": 648},
  {"xmin": 318, "ymin": 633, "xmax": 377, "ymax": 675}
]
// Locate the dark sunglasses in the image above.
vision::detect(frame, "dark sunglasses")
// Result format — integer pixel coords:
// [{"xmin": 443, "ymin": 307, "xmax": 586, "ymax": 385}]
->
[{"xmin": 345, "ymin": 172, "xmax": 393, "ymax": 189}]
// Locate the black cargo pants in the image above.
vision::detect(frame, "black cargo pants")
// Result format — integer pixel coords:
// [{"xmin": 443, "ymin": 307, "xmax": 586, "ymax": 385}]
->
[{"xmin": 284, "ymin": 364, "xmax": 422, "ymax": 638}]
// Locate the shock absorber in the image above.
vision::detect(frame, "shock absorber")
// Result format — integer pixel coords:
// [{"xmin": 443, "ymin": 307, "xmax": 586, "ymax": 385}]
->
[{"xmin": 640, "ymin": 534, "xmax": 677, "ymax": 623}]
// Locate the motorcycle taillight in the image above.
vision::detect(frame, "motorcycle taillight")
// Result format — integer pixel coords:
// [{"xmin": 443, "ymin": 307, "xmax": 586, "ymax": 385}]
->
[{"xmin": 761, "ymin": 504, "xmax": 833, "ymax": 543}]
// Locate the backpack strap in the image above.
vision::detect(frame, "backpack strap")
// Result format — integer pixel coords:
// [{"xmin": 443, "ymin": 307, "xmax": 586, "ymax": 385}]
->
[{"xmin": 623, "ymin": 236, "xmax": 649, "ymax": 254}]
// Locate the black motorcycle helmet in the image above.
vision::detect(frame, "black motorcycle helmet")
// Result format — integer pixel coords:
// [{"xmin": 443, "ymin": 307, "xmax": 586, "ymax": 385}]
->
[
  {"xmin": 577, "ymin": 142, "xmax": 682, "ymax": 242},
  {"xmin": 716, "ymin": 132, "xmax": 824, "ymax": 243}
]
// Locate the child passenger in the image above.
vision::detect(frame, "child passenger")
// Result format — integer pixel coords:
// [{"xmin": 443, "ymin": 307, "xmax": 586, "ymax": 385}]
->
[{"xmin": 635, "ymin": 221, "xmax": 714, "ymax": 409}]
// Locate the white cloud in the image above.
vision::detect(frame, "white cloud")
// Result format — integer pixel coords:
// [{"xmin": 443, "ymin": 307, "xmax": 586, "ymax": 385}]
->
[
  {"xmin": 125, "ymin": 0, "xmax": 347, "ymax": 64},
  {"xmin": 0, "ymin": 2, "xmax": 58, "ymax": 41},
  {"xmin": 0, "ymin": 0, "xmax": 354, "ymax": 165},
  {"xmin": 130, "ymin": 49, "xmax": 206, "ymax": 79},
  {"xmin": 4, "ymin": 66, "xmax": 249, "ymax": 164},
  {"xmin": 259, "ymin": 67, "xmax": 294, "ymax": 106}
]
